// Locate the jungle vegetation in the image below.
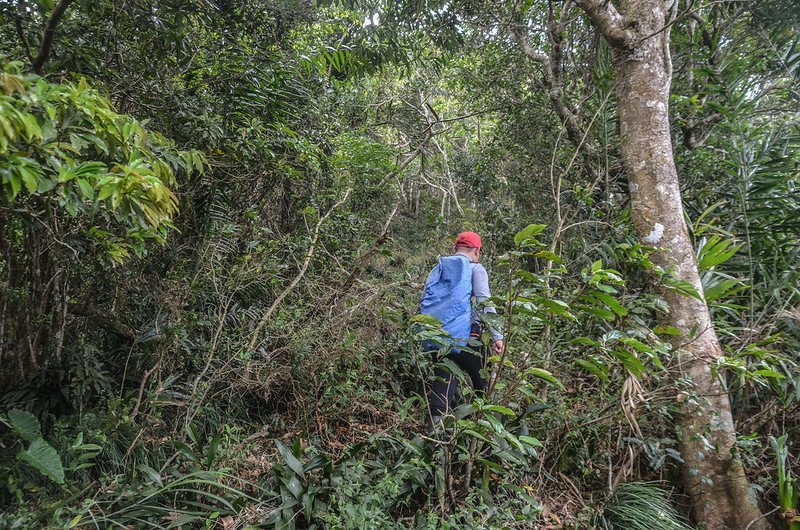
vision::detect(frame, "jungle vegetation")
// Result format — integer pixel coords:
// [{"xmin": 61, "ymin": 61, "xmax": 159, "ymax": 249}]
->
[{"xmin": 0, "ymin": 0, "xmax": 798, "ymax": 528}]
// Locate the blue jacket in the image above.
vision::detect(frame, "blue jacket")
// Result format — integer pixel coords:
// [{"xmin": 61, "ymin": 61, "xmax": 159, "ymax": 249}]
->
[{"xmin": 419, "ymin": 255, "xmax": 474, "ymax": 351}]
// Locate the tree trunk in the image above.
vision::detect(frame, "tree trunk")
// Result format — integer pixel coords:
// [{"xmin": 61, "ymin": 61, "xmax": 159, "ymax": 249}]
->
[{"xmin": 574, "ymin": 0, "xmax": 766, "ymax": 528}]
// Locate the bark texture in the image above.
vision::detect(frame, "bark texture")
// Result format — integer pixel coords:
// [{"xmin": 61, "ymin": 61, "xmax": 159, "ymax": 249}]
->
[{"xmin": 574, "ymin": 0, "xmax": 767, "ymax": 528}]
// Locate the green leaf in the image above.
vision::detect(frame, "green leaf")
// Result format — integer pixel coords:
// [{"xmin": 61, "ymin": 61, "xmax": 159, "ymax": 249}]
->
[
  {"xmin": 454, "ymin": 403, "xmax": 476, "ymax": 419},
  {"xmin": 698, "ymin": 234, "xmax": 740, "ymax": 270},
  {"xmin": 8, "ymin": 409, "xmax": 41, "ymax": 443},
  {"xmin": 18, "ymin": 438, "xmax": 64, "ymax": 484},
  {"xmin": 592, "ymin": 292, "xmax": 628, "ymax": 317},
  {"xmin": 514, "ymin": 270, "xmax": 540, "ymax": 282},
  {"xmin": 526, "ymin": 367, "xmax": 565, "ymax": 389},
  {"xmin": 505, "ymin": 483, "xmax": 542, "ymax": 508},
  {"xmin": 186, "ymin": 423, "xmax": 201, "ymax": 446},
  {"xmin": 476, "ymin": 457, "xmax": 506, "ymax": 474},
  {"xmin": 533, "ymin": 250, "xmax": 563, "ymax": 264},
  {"xmin": 166, "ymin": 514, "xmax": 200, "ymax": 529},
  {"xmin": 483, "ymin": 412, "xmax": 506, "ymax": 434},
  {"xmin": 411, "ymin": 313, "xmax": 443, "ymax": 328},
  {"xmin": 574, "ymin": 358, "xmax": 610, "ymax": 382},
  {"xmin": 19, "ymin": 167, "xmax": 38, "ymax": 194},
  {"xmin": 704, "ymin": 277, "xmax": 748, "ymax": 303},
  {"xmin": 693, "ymin": 202, "xmax": 727, "ymax": 232},
  {"xmin": 519, "ymin": 435, "xmax": 543, "ymax": 448},
  {"xmin": 36, "ymin": 0, "xmax": 55, "ymax": 13},
  {"xmin": 96, "ymin": 183, "xmax": 115, "ymax": 201},
  {"xmin": 583, "ymin": 305, "xmax": 616, "ymax": 322},
  {"xmin": 571, "ymin": 337, "xmax": 602, "ymax": 347},
  {"xmin": 276, "ymin": 440, "xmax": 304, "ymax": 477},
  {"xmin": 282, "ymin": 475, "xmax": 303, "ymax": 498},
  {"xmin": 205, "ymin": 433, "xmax": 221, "ymax": 469},
  {"xmin": 611, "ymin": 348, "xmax": 646, "ymax": 377},
  {"xmin": 653, "ymin": 325, "xmax": 681, "ymax": 336},
  {"xmin": 751, "ymin": 369, "xmax": 785, "ymax": 379},
  {"xmin": 173, "ymin": 441, "xmax": 198, "ymax": 462},
  {"xmin": 661, "ymin": 275, "xmax": 703, "ymax": 301},
  {"xmin": 514, "ymin": 224, "xmax": 547, "ymax": 246},
  {"xmin": 76, "ymin": 178, "xmax": 95, "ymax": 199},
  {"xmin": 538, "ymin": 299, "xmax": 575, "ymax": 320},
  {"xmin": 8, "ymin": 173, "xmax": 21, "ymax": 200},
  {"xmin": 483, "ymin": 404, "xmax": 515, "ymax": 417},
  {"xmin": 137, "ymin": 464, "xmax": 162, "ymax": 485},
  {"xmin": 618, "ymin": 337, "xmax": 653, "ymax": 354},
  {"xmin": 21, "ymin": 113, "xmax": 42, "ymax": 141},
  {"xmin": 37, "ymin": 178, "xmax": 56, "ymax": 192}
]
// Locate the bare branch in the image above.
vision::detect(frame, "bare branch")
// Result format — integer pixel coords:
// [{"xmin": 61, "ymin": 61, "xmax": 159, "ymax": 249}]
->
[
  {"xmin": 376, "ymin": 129, "xmax": 433, "ymax": 188},
  {"xmin": 331, "ymin": 199, "xmax": 400, "ymax": 302}
]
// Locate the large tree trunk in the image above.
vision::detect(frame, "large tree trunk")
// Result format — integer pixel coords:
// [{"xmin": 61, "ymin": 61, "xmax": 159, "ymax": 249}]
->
[{"xmin": 573, "ymin": 0, "xmax": 766, "ymax": 528}]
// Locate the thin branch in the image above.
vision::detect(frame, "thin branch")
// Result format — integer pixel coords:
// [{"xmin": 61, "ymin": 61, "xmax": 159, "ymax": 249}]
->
[
  {"xmin": 376, "ymin": 130, "xmax": 433, "ymax": 188},
  {"xmin": 509, "ymin": 19, "xmax": 600, "ymax": 162},
  {"xmin": 246, "ymin": 188, "xmax": 352, "ymax": 351},
  {"xmin": 332, "ymin": 199, "xmax": 400, "ymax": 302},
  {"xmin": 14, "ymin": 5, "xmax": 34, "ymax": 65}
]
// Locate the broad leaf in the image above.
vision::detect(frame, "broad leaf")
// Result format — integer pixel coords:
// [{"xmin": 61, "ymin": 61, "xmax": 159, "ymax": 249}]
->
[
  {"xmin": 410, "ymin": 313, "xmax": 443, "ymax": 328},
  {"xmin": 591, "ymin": 292, "xmax": 628, "ymax": 317},
  {"xmin": 8, "ymin": 409, "xmax": 41, "ymax": 443},
  {"xmin": 526, "ymin": 367, "xmax": 565, "ymax": 389},
  {"xmin": 514, "ymin": 223, "xmax": 547, "ymax": 246},
  {"xmin": 18, "ymin": 438, "xmax": 65, "ymax": 484},
  {"xmin": 575, "ymin": 358, "xmax": 610, "ymax": 382}
]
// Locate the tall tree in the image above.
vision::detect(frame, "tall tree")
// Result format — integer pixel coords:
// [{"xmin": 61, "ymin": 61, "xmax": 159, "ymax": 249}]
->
[{"xmin": 571, "ymin": 0, "xmax": 766, "ymax": 527}]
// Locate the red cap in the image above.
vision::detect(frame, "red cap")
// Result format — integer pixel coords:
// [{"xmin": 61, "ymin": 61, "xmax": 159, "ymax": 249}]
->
[{"xmin": 455, "ymin": 231, "xmax": 482, "ymax": 249}]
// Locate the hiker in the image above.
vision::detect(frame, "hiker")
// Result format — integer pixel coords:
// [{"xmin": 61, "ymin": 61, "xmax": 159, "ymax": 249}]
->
[{"xmin": 420, "ymin": 231, "xmax": 504, "ymax": 426}]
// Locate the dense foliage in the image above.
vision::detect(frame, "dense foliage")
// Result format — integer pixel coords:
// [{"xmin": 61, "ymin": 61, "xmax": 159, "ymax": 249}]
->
[{"xmin": 0, "ymin": 0, "xmax": 798, "ymax": 528}]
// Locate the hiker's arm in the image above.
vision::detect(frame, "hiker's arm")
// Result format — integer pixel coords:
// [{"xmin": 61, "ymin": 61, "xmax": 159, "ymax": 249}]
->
[{"xmin": 472, "ymin": 265, "xmax": 503, "ymax": 341}]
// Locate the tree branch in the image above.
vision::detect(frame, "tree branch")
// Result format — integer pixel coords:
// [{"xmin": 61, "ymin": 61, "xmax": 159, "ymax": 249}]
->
[
  {"xmin": 70, "ymin": 304, "xmax": 138, "ymax": 341},
  {"xmin": 376, "ymin": 129, "xmax": 433, "ymax": 188},
  {"xmin": 509, "ymin": 26, "xmax": 551, "ymax": 67},
  {"xmin": 246, "ymin": 188, "xmax": 352, "ymax": 352},
  {"xmin": 332, "ymin": 199, "xmax": 400, "ymax": 302},
  {"xmin": 573, "ymin": 0, "xmax": 634, "ymax": 48},
  {"xmin": 14, "ymin": 9, "xmax": 34, "ymax": 65},
  {"xmin": 509, "ymin": 22, "xmax": 599, "ymax": 161},
  {"xmin": 31, "ymin": 0, "xmax": 75, "ymax": 74}
]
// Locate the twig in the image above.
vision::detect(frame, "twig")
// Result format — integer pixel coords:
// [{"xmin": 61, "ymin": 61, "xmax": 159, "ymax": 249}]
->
[{"xmin": 130, "ymin": 361, "xmax": 160, "ymax": 422}]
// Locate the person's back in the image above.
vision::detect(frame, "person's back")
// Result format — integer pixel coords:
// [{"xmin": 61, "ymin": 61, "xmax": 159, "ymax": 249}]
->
[
  {"xmin": 420, "ymin": 231, "xmax": 504, "ymax": 428},
  {"xmin": 420, "ymin": 254, "xmax": 473, "ymax": 351}
]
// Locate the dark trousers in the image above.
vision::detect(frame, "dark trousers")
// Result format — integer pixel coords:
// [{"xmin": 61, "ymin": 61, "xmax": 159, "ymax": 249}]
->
[{"xmin": 428, "ymin": 347, "xmax": 488, "ymax": 417}]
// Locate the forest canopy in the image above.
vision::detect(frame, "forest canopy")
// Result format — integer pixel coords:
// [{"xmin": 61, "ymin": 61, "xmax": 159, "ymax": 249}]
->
[{"xmin": 0, "ymin": 0, "xmax": 798, "ymax": 528}]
